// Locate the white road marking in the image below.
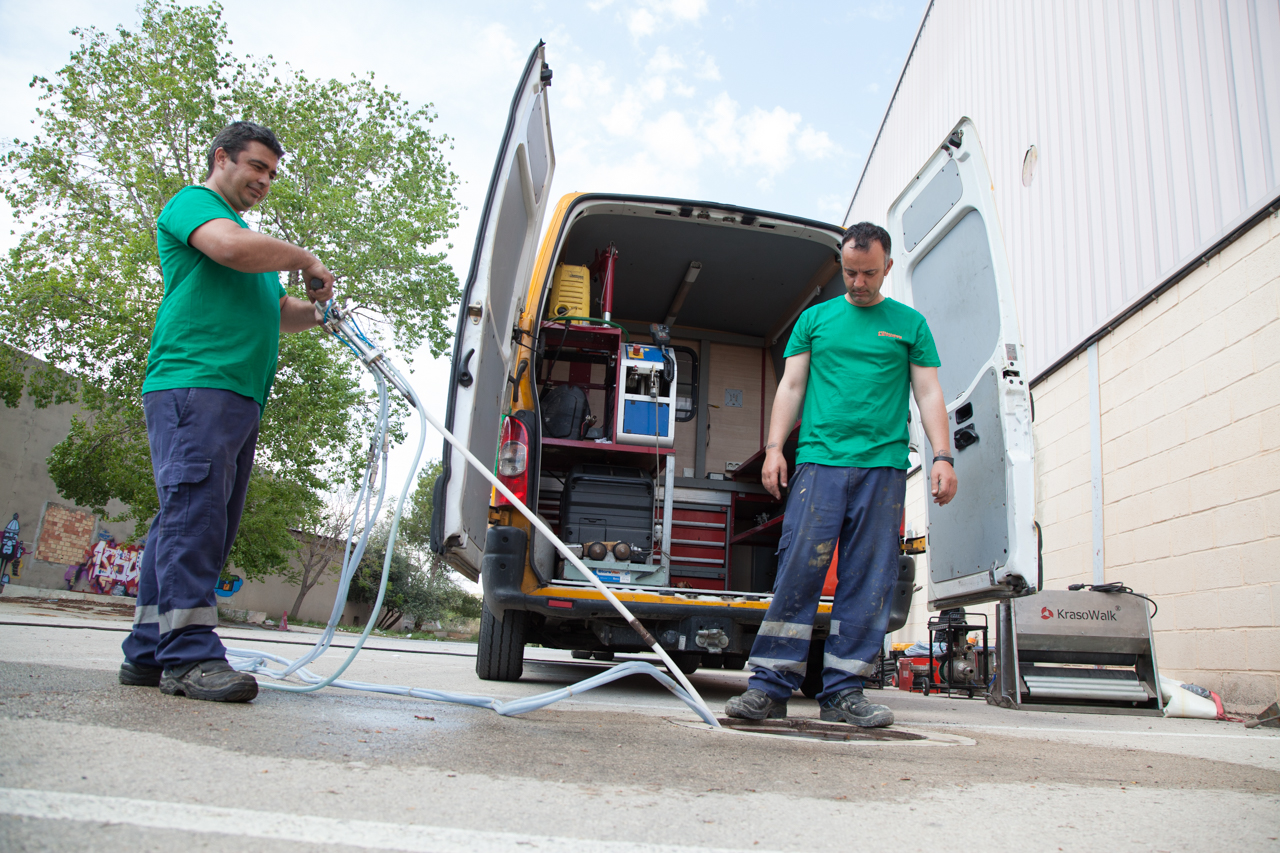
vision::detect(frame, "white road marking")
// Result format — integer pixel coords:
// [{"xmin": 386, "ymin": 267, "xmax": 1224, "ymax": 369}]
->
[{"xmin": 0, "ymin": 788, "xmax": 786, "ymax": 853}]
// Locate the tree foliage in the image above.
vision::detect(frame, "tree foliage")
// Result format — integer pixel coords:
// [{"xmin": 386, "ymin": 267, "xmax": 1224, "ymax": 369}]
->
[
  {"xmin": 0, "ymin": 1, "xmax": 461, "ymax": 569},
  {"xmin": 350, "ymin": 464, "xmax": 480, "ymax": 631},
  {"xmin": 350, "ymin": 517, "xmax": 480, "ymax": 632}
]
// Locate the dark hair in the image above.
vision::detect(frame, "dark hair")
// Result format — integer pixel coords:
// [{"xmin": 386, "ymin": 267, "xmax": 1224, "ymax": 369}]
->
[
  {"xmin": 840, "ymin": 221, "xmax": 892, "ymax": 258},
  {"xmin": 205, "ymin": 121, "xmax": 284, "ymax": 179}
]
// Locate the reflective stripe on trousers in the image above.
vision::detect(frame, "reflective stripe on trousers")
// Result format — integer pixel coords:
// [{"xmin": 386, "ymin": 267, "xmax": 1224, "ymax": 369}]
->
[
  {"xmin": 746, "ymin": 463, "xmax": 905, "ymax": 703},
  {"xmin": 122, "ymin": 388, "xmax": 260, "ymax": 669}
]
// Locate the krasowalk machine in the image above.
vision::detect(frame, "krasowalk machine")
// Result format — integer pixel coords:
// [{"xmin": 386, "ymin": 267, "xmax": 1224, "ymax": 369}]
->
[{"xmin": 990, "ymin": 587, "xmax": 1164, "ymax": 715}]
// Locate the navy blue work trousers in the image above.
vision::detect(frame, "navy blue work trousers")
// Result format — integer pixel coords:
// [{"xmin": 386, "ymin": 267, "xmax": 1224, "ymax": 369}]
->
[
  {"xmin": 747, "ymin": 463, "xmax": 906, "ymax": 703},
  {"xmin": 122, "ymin": 388, "xmax": 260, "ymax": 669}
]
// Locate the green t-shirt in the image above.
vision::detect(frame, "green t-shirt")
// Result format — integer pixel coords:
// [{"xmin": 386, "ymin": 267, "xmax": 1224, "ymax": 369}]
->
[
  {"xmin": 784, "ymin": 295, "xmax": 940, "ymax": 469},
  {"xmin": 143, "ymin": 185, "xmax": 287, "ymax": 408}
]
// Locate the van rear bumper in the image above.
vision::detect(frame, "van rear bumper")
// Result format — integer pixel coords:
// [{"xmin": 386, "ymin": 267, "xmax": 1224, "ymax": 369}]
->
[{"xmin": 481, "ymin": 525, "xmax": 831, "ymax": 630}]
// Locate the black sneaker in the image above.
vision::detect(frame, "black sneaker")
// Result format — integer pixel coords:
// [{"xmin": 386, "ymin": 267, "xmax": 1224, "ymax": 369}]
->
[
  {"xmin": 725, "ymin": 688, "xmax": 787, "ymax": 720},
  {"xmin": 160, "ymin": 659, "xmax": 258, "ymax": 703},
  {"xmin": 119, "ymin": 659, "xmax": 163, "ymax": 687},
  {"xmin": 820, "ymin": 687, "xmax": 893, "ymax": 727}
]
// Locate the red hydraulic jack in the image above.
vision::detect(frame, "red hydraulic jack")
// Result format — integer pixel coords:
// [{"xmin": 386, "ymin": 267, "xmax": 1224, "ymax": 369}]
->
[{"xmin": 592, "ymin": 243, "xmax": 618, "ymax": 321}]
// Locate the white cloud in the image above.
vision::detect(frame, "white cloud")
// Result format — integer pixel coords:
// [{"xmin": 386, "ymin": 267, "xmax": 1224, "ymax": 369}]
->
[
  {"xmin": 641, "ymin": 75, "xmax": 668, "ymax": 102},
  {"xmin": 621, "ymin": 0, "xmax": 709, "ymax": 38},
  {"xmin": 643, "ymin": 110, "xmax": 703, "ymax": 170},
  {"xmin": 557, "ymin": 61, "xmax": 614, "ymax": 111},
  {"xmin": 700, "ymin": 93, "xmax": 801, "ymax": 177},
  {"xmin": 586, "ymin": 0, "xmax": 615, "ymax": 10},
  {"xmin": 864, "ymin": 82, "xmax": 880, "ymax": 94},
  {"xmin": 857, "ymin": 2, "xmax": 904, "ymax": 23},
  {"xmin": 601, "ymin": 87, "xmax": 648, "ymax": 136},
  {"xmin": 646, "ymin": 45, "xmax": 685, "ymax": 75},
  {"xmin": 816, "ymin": 193, "xmax": 851, "ymax": 221},
  {"xmin": 695, "ymin": 55, "xmax": 721, "ymax": 81},
  {"xmin": 658, "ymin": 0, "xmax": 709, "ymax": 23},
  {"xmin": 476, "ymin": 23, "xmax": 521, "ymax": 71},
  {"xmin": 627, "ymin": 8, "xmax": 658, "ymax": 37},
  {"xmin": 796, "ymin": 126, "xmax": 839, "ymax": 160}
]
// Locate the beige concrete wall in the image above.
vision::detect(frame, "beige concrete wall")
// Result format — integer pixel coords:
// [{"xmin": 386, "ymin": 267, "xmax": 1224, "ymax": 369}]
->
[
  {"xmin": 1089, "ymin": 213, "xmax": 1280, "ymax": 708},
  {"xmin": 2, "ymin": 351, "xmax": 372, "ymax": 628},
  {"xmin": 890, "ymin": 214, "xmax": 1280, "ymax": 710},
  {"xmin": 215, "ymin": 569, "xmax": 371, "ymax": 627},
  {"xmin": 1, "ymin": 352, "xmax": 135, "ymax": 589}
]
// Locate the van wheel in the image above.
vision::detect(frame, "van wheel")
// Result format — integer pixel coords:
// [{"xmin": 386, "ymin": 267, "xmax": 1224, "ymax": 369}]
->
[
  {"xmin": 668, "ymin": 652, "xmax": 700, "ymax": 675},
  {"xmin": 722, "ymin": 654, "xmax": 747, "ymax": 671},
  {"xmin": 592, "ymin": 651, "xmax": 615, "ymax": 662},
  {"xmin": 476, "ymin": 602, "xmax": 526, "ymax": 681},
  {"xmin": 800, "ymin": 636, "xmax": 826, "ymax": 699}
]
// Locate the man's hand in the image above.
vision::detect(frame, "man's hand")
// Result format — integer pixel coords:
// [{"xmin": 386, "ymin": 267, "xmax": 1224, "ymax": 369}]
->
[
  {"xmin": 930, "ymin": 460, "xmax": 958, "ymax": 506},
  {"xmin": 762, "ymin": 448, "xmax": 788, "ymax": 500},
  {"xmin": 303, "ymin": 259, "xmax": 335, "ymax": 302},
  {"xmin": 760, "ymin": 353, "xmax": 809, "ymax": 501}
]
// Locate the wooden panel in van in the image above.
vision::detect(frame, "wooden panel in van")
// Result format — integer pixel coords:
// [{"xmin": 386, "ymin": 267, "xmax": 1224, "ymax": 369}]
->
[{"xmin": 705, "ymin": 342, "xmax": 776, "ymax": 475}]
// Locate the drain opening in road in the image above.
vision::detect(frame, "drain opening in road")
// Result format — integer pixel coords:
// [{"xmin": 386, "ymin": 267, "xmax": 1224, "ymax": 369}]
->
[{"xmin": 715, "ymin": 718, "xmax": 928, "ymax": 742}]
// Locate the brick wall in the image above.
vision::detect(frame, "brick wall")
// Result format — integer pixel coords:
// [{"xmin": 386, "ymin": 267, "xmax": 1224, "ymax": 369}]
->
[{"xmin": 34, "ymin": 503, "xmax": 96, "ymax": 566}]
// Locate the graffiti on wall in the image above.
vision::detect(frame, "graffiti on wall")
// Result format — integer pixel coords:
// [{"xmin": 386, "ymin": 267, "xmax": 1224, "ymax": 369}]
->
[{"xmin": 78, "ymin": 539, "xmax": 144, "ymax": 596}]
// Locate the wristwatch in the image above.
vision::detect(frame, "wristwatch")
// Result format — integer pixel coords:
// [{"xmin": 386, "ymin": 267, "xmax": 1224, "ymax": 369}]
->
[{"xmin": 934, "ymin": 454, "xmax": 954, "ymax": 466}]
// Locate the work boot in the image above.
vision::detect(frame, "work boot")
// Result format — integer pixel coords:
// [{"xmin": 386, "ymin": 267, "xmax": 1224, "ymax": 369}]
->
[
  {"xmin": 160, "ymin": 659, "xmax": 258, "ymax": 703},
  {"xmin": 820, "ymin": 687, "xmax": 893, "ymax": 727},
  {"xmin": 725, "ymin": 688, "xmax": 787, "ymax": 720},
  {"xmin": 119, "ymin": 659, "xmax": 163, "ymax": 687}
]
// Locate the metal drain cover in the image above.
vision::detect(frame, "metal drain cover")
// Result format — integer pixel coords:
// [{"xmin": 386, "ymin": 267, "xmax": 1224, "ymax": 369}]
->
[{"xmin": 715, "ymin": 717, "xmax": 927, "ymax": 742}]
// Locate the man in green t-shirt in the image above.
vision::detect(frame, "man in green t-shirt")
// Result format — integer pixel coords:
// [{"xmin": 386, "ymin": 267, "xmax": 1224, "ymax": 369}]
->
[
  {"xmin": 120, "ymin": 121, "xmax": 335, "ymax": 702},
  {"xmin": 726, "ymin": 222, "xmax": 958, "ymax": 727}
]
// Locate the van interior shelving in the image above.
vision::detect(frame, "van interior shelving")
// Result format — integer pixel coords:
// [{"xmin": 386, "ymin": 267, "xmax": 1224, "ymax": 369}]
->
[{"xmin": 532, "ymin": 199, "xmax": 846, "ymax": 596}]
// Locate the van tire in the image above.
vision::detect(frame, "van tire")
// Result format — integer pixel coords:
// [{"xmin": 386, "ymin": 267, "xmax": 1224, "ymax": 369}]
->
[
  {"xmin": 669, "ymin": 652, "xmax": 700, "ymax": 675},
  {"xmin": 476, "ymin": 602, "xmax": 526, "ymax": 681}
]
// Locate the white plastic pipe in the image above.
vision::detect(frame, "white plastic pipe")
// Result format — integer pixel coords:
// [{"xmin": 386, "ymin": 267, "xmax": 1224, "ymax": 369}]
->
[
  {"xmin": 408, "ymin": 349, "xmax": 717, "ymax": 725},
  {"xmin": 232, "ymin": 301, "xmax": 721, "ymax": 727}
]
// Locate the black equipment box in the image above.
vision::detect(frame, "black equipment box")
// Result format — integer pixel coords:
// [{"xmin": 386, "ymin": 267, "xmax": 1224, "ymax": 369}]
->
[{"xmin": 559, "ymin": 464, "xmax": 654, "ymax": 551}]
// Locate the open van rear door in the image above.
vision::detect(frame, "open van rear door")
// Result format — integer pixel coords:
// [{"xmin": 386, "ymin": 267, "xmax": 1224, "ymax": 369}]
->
[
  {"xmin": 885, "ymin": 117, "xmax": 1036, "ymax": 610},
  {"xmin": 433, "ymin": 42, "xmax": 555, "ymax": 578}
]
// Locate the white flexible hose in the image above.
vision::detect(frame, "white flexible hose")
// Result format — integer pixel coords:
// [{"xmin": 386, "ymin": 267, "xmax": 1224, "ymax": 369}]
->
[{"xmin": 227, "ymin": 303, "xmax": 722, "ymax": 727}]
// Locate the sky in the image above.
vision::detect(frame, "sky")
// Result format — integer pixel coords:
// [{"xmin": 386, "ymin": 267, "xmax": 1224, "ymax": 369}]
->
[{"xmin": 0, "ymin": 0, "xmax": 928, "ymax": 500}]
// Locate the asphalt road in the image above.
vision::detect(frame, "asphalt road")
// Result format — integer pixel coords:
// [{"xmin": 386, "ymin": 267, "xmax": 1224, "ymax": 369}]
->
[{"xmin": 1, "ymin": 594, "xmax": 1277, "ymax": 852}]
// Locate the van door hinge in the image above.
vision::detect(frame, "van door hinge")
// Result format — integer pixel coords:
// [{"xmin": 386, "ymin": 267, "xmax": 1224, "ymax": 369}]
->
[{"xmin": 467, "ymin": 302, "xmax": 483, "ymax": 325}]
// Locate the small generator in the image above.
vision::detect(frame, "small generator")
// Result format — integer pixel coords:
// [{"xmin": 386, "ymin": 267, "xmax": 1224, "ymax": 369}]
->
[
  {"xmin": 615, "ymin": 343, "xmax": 676, "ymax": 447},
  {"xmin": 548, "ymin": 263, "xmax": 591, "ymax": 321}
]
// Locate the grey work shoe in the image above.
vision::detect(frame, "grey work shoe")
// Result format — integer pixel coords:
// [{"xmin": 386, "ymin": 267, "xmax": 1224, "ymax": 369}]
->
[
  {"xmin": 160, "ymin": 659, "xmax": 258, "ymax": 703},
  {"xmin": 820, "ymin": 687, "xmax": 894, "ymax": 727},
  {"xmin": 119, "ymin": 659, "xmax": 163, "ymax": 687},
  {"xmin": 725, "ymin": 688, "xmax": 788, "ymax": 720}
]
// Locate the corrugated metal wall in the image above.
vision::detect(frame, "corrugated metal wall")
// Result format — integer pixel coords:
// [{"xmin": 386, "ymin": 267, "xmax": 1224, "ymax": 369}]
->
[{"xmin": 845, "ymin": 0, "xmax": 1280, "ymax": 379}]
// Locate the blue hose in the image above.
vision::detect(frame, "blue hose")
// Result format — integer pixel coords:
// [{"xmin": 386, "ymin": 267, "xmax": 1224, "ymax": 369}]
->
[{"xmin": 225, "ymin": 302, "xmax": 720, "ymax": 726}]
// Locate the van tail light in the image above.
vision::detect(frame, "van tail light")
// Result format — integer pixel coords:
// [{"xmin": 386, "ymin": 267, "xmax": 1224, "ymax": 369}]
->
[{"xmin": 495, "ymin": 415, "xmax": 529, "ymax": 507}]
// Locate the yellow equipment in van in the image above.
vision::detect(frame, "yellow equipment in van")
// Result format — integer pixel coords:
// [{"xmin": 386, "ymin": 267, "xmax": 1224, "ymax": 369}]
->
[{"xmin": 548, "ymin": 263, "xmax": 590, "ymax": 321}]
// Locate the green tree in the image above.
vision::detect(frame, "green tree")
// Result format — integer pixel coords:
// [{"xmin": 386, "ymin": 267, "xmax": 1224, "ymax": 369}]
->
[
  {"xmin": 281, "ymin": 494, "xmax": 354, "ymax": 620},
  {"xmin": 0, "ymin": 2, "xmax": 460, "ymax": 578},
  {"xmin": 352, "ymin": 487, "xmax": 481, "ymax": 633},
  {"xmin": 398, "ymin": 459, "xmax": 446, "ymax": 572}
]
